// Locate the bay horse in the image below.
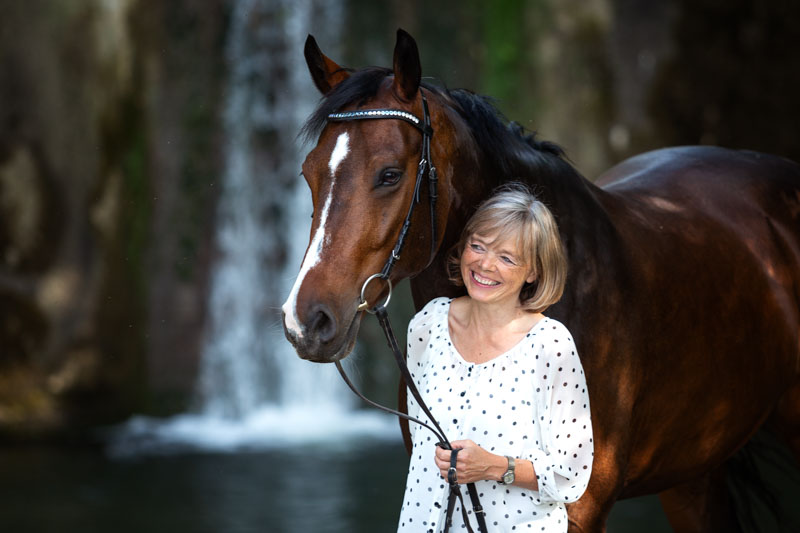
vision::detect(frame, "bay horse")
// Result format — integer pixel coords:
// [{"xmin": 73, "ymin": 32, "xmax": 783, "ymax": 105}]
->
[{"xmin": 282, "ymin": 29, "xmax": 800, "ymax": 532}]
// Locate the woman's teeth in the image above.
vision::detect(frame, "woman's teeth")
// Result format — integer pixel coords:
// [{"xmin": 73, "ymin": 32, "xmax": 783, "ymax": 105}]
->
[{"xmin": 472, "ymin": 272, "xmax": 499, "ymax": 286}]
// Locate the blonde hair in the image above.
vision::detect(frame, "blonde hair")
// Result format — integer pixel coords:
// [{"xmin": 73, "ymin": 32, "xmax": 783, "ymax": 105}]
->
[{"xmin": 448, "ymin": 183, "xmax": 567, "ymax": 312}]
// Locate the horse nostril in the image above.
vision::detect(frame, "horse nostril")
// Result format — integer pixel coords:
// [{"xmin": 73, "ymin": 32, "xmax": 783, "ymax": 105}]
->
[{"xmin": 310, "ymin": 304, "xmax": 337, "ymax": 344}]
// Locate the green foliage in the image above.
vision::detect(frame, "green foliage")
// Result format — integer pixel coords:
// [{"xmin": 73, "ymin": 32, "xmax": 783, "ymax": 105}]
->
[{"xmin": 481, "ymin": 0, "xmax": 527, "ymax": 105}]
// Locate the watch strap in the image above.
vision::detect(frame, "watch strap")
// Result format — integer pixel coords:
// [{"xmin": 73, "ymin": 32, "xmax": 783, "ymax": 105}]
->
[{"xmin": 501, "ymin": 456, "xmax": 515, "ymax": 484}]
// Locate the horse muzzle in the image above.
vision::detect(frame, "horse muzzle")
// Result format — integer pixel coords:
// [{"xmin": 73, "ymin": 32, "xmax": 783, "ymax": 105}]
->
[{"xmin": 281, "ymin": 304, "xmax": 361, "ymax": 363}]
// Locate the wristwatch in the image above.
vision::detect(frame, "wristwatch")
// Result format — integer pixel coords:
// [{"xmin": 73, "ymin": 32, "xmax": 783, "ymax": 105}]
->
[{"xmin": 500, "ymin": 456, "xmax": 515, "ymax": 485}]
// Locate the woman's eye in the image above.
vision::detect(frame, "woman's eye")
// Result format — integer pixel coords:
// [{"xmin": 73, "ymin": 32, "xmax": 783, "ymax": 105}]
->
[
  {"xmin": 379, "ymin": 169, "xmax": 402, "ymax": 186},
  {"xmin": 470, "ymin": 243, "xmax": 483, "ymax": 252},
  {"xmin": 501, "ymin": 256, "xmax": 515, "ymax": 265}
]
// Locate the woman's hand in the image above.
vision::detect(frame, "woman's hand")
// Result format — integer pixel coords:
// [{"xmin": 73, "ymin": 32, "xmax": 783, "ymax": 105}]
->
[{"xmin": 434, "ymin": 439, "xmax": 508, "ymax": 484}]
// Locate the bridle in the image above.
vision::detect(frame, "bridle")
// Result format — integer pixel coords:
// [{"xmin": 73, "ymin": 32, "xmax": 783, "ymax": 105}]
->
[
  {"xmin": 327, "ymin": 91, "xmax": 438, "ymax": 294},
  {"xmin": 325, "ymin": 90, "xmax": 488, "ymax": 533}
]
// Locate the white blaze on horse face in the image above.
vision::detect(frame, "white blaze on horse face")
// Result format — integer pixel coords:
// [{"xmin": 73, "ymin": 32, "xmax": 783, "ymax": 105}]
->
[
  {"xmin": 283, "ymin": 133, "xmax": 350, "ymax": 338},
  {"xmin": 328, "ymin": 131, "xmax": 350, "ymax": 176}
]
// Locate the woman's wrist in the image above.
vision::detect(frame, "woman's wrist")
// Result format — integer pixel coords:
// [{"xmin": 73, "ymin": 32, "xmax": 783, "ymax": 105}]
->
[{"xmin": 491, "ymin": 453, "xmax": 511, "ymax": 482}]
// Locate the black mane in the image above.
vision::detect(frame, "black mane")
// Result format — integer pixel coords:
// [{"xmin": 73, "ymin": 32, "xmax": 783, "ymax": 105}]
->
[
  {"xmin": 301, "ymin": 68, "xmax": 570, "ymax": 179},
  {"xmin": 444, "ymin": 89, "xmax": 568, "ymax": 178}
]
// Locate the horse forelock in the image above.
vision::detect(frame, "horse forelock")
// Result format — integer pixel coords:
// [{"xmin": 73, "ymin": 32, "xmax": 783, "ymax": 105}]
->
[{"xmin": 301, "ymin": 67, "xmax": 393, "ymax": 144}]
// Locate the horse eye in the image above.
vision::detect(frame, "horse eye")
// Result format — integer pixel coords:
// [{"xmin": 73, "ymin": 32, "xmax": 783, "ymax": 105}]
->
[{"xmin": 379, "ymin": 169, "xmax": 402, "ymax": 186}]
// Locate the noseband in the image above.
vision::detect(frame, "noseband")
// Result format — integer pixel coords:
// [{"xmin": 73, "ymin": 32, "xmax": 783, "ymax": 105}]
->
[{"xmin": 326, "ymin": 92, "xmax": 488, "ymax": 533}]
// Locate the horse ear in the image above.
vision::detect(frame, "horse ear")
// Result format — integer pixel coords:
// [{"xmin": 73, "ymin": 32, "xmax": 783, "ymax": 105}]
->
[
  {"xmin": 304, "ymin": 34, "xmax": 350, "ymax": 95},
  {"xmin": 392, "ymin": 29, "xmax": 421, "ymax": 101}
]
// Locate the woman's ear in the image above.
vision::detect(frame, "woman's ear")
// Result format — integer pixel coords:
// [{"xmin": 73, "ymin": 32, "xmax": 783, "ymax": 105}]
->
[{"xmin": 526, "ymin": 272, "xmax": 537, "ymax": 284}]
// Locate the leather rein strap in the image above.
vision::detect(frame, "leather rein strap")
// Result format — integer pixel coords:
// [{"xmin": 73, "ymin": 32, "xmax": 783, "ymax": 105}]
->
[
  {"xmin": 327, "ymin": 91, "xmax": 487, "ymax": 533},
  {"xmin": 335, "ymin": 306, "xmax": 487, "ymax": 533}
]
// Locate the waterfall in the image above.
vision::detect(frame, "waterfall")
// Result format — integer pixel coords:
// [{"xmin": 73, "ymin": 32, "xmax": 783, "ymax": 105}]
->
[
  {"xmin": 109, "ymin": 0, "xmax": 397, "ymax": 455},
  {"xmin": 198, "ymin": 0, "xmax": 343, "ymax": 417}
]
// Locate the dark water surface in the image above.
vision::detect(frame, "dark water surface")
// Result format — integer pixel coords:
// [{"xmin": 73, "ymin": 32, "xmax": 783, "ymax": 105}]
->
[{"xmin": 0, "ymin": 440, "xmax": 674, "ymax": 533}]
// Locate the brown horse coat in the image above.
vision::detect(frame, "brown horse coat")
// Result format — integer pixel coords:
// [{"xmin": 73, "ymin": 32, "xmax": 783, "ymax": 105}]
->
[{"xmin": 283, "ymin": 30, "xmax": 800, "ymax": 532}]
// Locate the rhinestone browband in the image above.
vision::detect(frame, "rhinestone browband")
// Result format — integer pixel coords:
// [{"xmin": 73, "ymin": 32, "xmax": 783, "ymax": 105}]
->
[
  {"xmin": 327, "ymin": 109, "xmax": 426, "ymax": 133},
  {"xmin": 328, "ymin": 109, "xmax": 420, "ymax": 123}
]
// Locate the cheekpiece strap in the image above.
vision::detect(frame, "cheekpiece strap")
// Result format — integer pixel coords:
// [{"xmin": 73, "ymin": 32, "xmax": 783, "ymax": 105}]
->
[
  {"xmin": 327, "ymin": 109, "xmax": 431, "ymax": 135},
  {"xmin": 326, "ymin": 91, "xmax": 437, "ymax": 282}
]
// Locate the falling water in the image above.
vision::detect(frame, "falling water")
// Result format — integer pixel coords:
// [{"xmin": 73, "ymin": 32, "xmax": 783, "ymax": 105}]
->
[
  {"xmin": 198, "ymin": 0, "xmax": 343, "ymax": 417},
  {"xmin": 110, "ymin": 0, "xmax": 397, "ymax": 455}
]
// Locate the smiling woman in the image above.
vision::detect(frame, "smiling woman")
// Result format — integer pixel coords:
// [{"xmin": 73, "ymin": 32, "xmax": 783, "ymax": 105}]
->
[{"xmin": 393, "ymin": 184, "xmax": 593, "ymax": 532}]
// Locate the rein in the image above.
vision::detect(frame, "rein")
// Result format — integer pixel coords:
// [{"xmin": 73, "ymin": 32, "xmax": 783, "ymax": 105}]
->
[
  {"xmin": 334, "ymin": 306, "xmax": 486, "ymax": 533},
  {"xmin": 326, "ymin": 91, "xmax": 488, "ymax": 533}
]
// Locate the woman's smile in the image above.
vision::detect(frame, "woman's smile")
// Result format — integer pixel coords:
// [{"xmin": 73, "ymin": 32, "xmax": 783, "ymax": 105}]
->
[{"xmin": 471, "ymin": 271, "xmax": 500, "ymax": 287}]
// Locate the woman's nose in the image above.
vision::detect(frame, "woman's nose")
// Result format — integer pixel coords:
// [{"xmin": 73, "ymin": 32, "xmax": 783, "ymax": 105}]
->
[{"xmin": 478, "ymin": 254, "xmax": 496, "ymax": 270}]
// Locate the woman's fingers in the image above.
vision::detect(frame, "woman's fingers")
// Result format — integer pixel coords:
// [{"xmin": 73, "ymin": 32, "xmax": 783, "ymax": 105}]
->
[{"xmin": 434, "ymin": 440, "xmax": 490, "ymax": 483}]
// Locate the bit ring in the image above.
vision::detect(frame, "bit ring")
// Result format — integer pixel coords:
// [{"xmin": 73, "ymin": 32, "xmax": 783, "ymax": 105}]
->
[{"xmin": 357, "ymin": 273, "xmax": 392, "ymax": 314}]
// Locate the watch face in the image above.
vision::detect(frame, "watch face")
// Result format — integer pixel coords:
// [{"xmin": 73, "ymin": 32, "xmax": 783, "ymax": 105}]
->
[{"xmin": 502, "ymin": 472, "xmax": 514, "ymax": 484}]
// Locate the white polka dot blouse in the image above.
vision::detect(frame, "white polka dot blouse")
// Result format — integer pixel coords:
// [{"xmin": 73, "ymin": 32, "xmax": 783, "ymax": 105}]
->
[{"xmin": 397, "ymin": 297, "xmax": 594, "ymax": 533}]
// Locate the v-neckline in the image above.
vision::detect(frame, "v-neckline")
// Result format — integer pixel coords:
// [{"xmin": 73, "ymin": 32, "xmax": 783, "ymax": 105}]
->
[{"xmin": 445, "ymin": 299, "xmax": 548, "ymax": 366}]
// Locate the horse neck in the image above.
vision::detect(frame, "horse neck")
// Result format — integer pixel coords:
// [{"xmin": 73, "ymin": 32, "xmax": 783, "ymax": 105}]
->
[
  {"xmin": 459, "ymin": 139, "xmax": 613, "ymax": 253},
  {"xmin": 476, "ymin": 150, "xmax": 617, "ymax": 321}
]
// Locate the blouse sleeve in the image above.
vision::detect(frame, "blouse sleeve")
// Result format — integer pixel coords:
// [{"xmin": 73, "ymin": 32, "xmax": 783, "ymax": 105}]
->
[{"xmin": 523, "ymin": 323, "xmax": 593, "ymax": 504}]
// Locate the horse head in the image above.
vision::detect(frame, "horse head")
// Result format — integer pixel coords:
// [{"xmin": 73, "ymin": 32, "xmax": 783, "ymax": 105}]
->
[{"xmin": 282, "ymin": 30, "xmax": 466, "ymax": 363}]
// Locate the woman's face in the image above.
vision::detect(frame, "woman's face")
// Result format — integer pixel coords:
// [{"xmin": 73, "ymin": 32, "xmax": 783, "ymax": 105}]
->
[{"xmin": 460, "ymin": 232, "xmax": 535, "ymax": 307}]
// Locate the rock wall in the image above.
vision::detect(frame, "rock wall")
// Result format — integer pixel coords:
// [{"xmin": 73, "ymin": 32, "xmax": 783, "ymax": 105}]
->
[{"xmin": 0, "ymin": 0, "xmax": 225, "ymax": 438}]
